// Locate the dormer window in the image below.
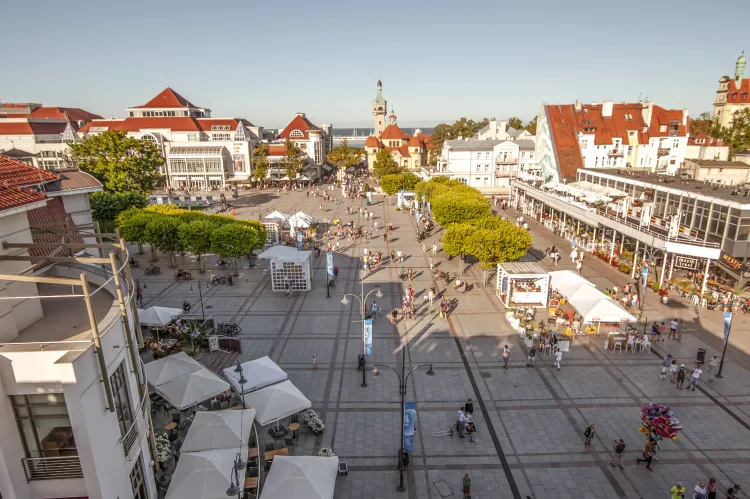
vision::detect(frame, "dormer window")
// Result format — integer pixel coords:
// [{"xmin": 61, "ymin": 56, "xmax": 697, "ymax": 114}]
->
[
  {"xmin": 624, "ymin": 113, "xmax": 633, "ymax": 120},
  {"xmin": 660, "ymin": 125, "xmax": 667, "ymax": 132},
  {"xmin": 290, "ymin": 130, "xmax": 304, "ymax": 138}
]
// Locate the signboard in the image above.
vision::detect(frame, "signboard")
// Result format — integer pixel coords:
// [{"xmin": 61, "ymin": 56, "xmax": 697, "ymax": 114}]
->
[
  {"xmin": 397, "ymin": 190, "xmax": 405, "ymax": 208},
  {"xmin": 208, "ymin": 335, "xmax": 220, "ymax": 352},
  {"xmin": 403, "ymin": 402, "xmax": 416, "ymax": 452},
  {"xmin": 641, "ymin": 266, "xmax": 649, "ymax": 296},
  {"xmin": 674, "ymin": 256, "xmax": 698, "ymax": 270},
  {"xmin": 364, "ymin": 319, "xmax": 373, "ymax": 356},
  {"xmin": 296, "ymin": 231, "xmax": 303, "ymax": 251},
  {"xmin": 326, "ymin": 250, "xmax": 334, "ymax": 277},
  {"xmin": 720, "ymin": 251, "xmax": 747, "ymax": 273}
]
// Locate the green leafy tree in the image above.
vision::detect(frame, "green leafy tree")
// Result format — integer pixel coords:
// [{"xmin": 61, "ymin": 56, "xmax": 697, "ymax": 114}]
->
[
  {"xmin": 211, "ymin": 223, "xmax": 259, "ymax": 276},
  {"xmin": 90, "ymin": 191, "xmax": 148, "ymax": 224},
  {"xmin": 507, "ymin": 117, "xmax": 523, "ymax": 130},
  {"xmin": 465, "ymin": 227, "xmax": 532, "ymax": 284},
  {"xmin": 442, "ymin": 223, "xmax": 477, "ymax": 275},
  {"xmin": 327, "ymin": 139, "xmax": 362, "ymax": 179},
  {"xmin": 252, "ymin": 143, "xmax": 270, "ymax": 184},
  {"xmin": 144, "ymin": 217, "xmax": 184, "ymax": 267},
  {"xmin": 117, "ymin": 210, "xmax": 156, "ymax": 254},
  {"xmin": 380, "ymin": 172, "xmax": 419, "ymax": 195},
  {"xmin": 179, "ymin": 220, "xmax": 216, "ymax": 272},
  {"xmin": 67, "ymin": 130, "xmax": 163, "ymax": 194},
  {"xmin": 712, "ymin": 108, "xmax": 750, "ymax": 159},
  {"xmin": 283, "ymin": 140, "xmax": 305, "ymax": 180},
  {"xmin": 524, "ymin": 116, "xmax": 538, "ymax": 135},
  {"xmin": 689, "ymin": 112, "xmax": 714, "ymax": 137},
  {"xmin": 428, "ymin": 118, "xmax": 489, "ymax": 165},
  {"xmin": 431, "ymin": 192, "xmax": 491, "ymax": 226},
  {"xmin": 373, "ymin": 149, "xmax": 402, "ymax": 178}
]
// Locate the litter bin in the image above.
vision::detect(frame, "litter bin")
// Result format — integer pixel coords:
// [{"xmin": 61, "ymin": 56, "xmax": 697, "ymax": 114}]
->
[
  {"xmin": 357, "ymin": 354, "xmax": 366, "ymax": 371},
  {"xmin": 697, "ymin": 348, "xmax": 706, "ymax": 364}
]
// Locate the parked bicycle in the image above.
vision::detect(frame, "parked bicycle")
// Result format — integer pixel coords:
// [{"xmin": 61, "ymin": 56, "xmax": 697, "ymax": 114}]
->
[
  {"xmin": 216, "ymin": 322, "xmax": 241, "ymax": 336},
  {"xmin": 175, "ymin": 269, "xmax": 192, "ymax": 281},
  {"xmin": 145, "ymin": 264, "xmax": 161, "ymax": 276},
  {"xmin": 217, "ymin": 257, "xmax": 231, "ymax": 266}
]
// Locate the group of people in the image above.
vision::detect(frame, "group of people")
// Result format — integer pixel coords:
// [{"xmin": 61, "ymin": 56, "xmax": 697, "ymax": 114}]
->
[{"xmin": 661, "ymin": 353, "xmax": 718, "ymax": 391}]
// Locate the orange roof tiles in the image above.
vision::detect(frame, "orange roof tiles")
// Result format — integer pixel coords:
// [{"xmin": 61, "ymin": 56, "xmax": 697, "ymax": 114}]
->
[
  {"xmin": 278, "ymin": 114, "xmax": 321, "ymax": 140},
  {"xmin": 27, "ymin": 196, "xmax": 84, "ymax": 260},
  {"xmin": 688, "ymin": 134, "xmax": 725, "ymax": 147},
  {"xmin": 380, "ymin": 124, "xmax": 408, "ymax": 140},
  {"xmin": 386, "ymin": 145, "xmax": 411, "ymax": 157},
  {"xmin": 30, "ymin": 107, "xmax": 102, "ymax": 122},
  {"xmin": 0, "ymin": 155, "xmax": 60, "ymax": 186},
  {"xmin": 726, "ymin": 78, "xmax": 750, "ymax": 103},
  {"xmin": 268, "ymin": 145, "xmax": 287, "ymax": 157},
  {"xmin": 79, "ymin": 117, "xmax": 202, "ymax": 133},
  {"xmin": 574, "ymin": 103, "xmax": 647, "ymax": 145},
  {"xmin": 0, "ymin": 184, "xmax": 47, "ymax": 212},
  {"xmin": 546, "ymin": 105, "xmax": 584, "ymax": 181},
  {"xmin": 365, "ymin": 136, "xmax": 382, "ymax": 148},
  {"xmin": 407, "ymin": 135, "xmax": 421, "ymax": 147},
  {"xmin": 134, "ymin": 88, "xmax": 199, "ymax": 109}
]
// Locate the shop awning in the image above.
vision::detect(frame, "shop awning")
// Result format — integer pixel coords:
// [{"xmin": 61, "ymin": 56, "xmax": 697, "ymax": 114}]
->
[{"xmin": 222, "ymin": 356, "xmax": 287, "ymax": 394}]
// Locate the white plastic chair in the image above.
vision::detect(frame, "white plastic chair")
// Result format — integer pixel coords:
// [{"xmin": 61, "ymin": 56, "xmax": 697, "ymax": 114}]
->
[
  {"xmin": 640, "ymin": 340, "xmax": 651, "ymax": 353},
  {"xmin": 625, "ymin": 342, "xmax": 635, "ymax": 353},
  {"xmin": 700, "ymin": 298, "xmax": 707, "ymax": 309},
  {"xmin": 542, "ymin": 344, "xmax": 552, "ymax": 356},
  {"xmin": 612, "ymin": 341, "xmax": 623, "ymax": 353}
]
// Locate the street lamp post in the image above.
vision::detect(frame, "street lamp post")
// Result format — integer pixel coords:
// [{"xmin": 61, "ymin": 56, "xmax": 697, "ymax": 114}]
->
[
  {"xmin": 190, "ymin": 282, "xmax": 205, "ymax": 320},
  {"xmin": 235, "ymin": 361, "xmax": 248, "ymax": 408},
  {"xmin": 341, "ymin": 283, "xmax": 383, "ymax": 387},
  {"xmin": 373, "ymin": 344, "xmax": 435, "ymax": 493}
]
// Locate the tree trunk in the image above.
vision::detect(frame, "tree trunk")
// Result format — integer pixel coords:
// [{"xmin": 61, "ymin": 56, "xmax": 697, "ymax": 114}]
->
[
  {"xmin": 482, "ymin": 269, "xmax": 487, "ymax": 287},
  {"xmin": 198, "ymin": 255, "xmax": 204, "ymax": 273},
  {"xmin": 170, "ymin": 252, "xmax": 176, "ymax": 268},
  {"xmin": 233, "ymin": 256, "xmax": 239, "ymax": 276},
  {"xmin": 458, "ymin": 254, "xmax": 464, "ymax": 276},
  {"xmin": 137, "ymin": 243, "xmax": 144, "ymax": 255},
  {"xmin": 151, "ymin": 245, "xmax": 157, "ymax": 261}
]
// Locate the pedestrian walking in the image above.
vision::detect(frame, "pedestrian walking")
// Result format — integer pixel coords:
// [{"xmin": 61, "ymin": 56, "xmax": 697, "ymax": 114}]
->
[
  {"xmin": 370, "ymin": 301, "xmax": 379, "ymax": 319},
  {"xmin": 464, "ymin": 398, "xmax": 473, "ymax": 415},
  {"xmin": 688, "ymin": 363, "xmax": 703, "ymax": 391},
  {"xmin": 670, "ymin": 318, "xmax": 679, "ymax": 339},
  {"xmin": 462, "ymin": 474, "xmax": 471, "ymax": 498},
  {"xmin": 636, "ymin": 439, "xmax": 655, "ymax": 470},
  {"xmin": 408, "ymin": 285, "xmax": 415, "ymax": 303},
  {"xmin": 676, "ymin": 364, "xmax": 686, "ymax": 389},
  {"xmin": 407, "ymin": 267, "xmax": 413, "ymax": 281},
  {"xmin": 333, "ymin": 265, "xmax": 339, "ymax": 279},
  {"xmin": 707, "ymin": 478, "xmax": 717, "ymax": 499},
  {"xmin": 669, "ymin": 360, "xmax": 679, "ymax": 383},
  {"xmin": 527, "ymin": 344, "xmax": 537, "ymax": 367},
  {"xmin": 610, "ymin": 439, "xmax": 626, "ymax": 469},
  {"xmin": 576, "ymin": 260, "xmax": 583, "ymax": 274},
  {"xmin": 707, "ymin": 356, "xmax": 720, "ymax": 373},
  {"xmin": 659, "ymin": 322, "xmax": 666, "ymax": 343},
  {"xmin": 694, "ymin": 481, "xmax": 707, "ymax": 499},
  {"xmin": 397, "ymin": 249, "xmax": 403, "ymax": 262},
  {"xmin": 502, "ymin": 345, "xmax": 510, "ymax": 369},
  {"xmin": 670, "ymin": 482, "xmax": 685, "ymax": 498},
  {"xmin": 570, "ymin": 248, "xmax": 578, "ymax": 262},
  {"xmin": 432, "ymin": 242, "xmax": 438, "ymax": 255},
  {"xmin": 429, "ymin": 257, "xmax": 434, "ymax": 270},
  {"xmin": 612, "ymin": 285, "xmax": 619, "ymax": 299},
  {"xmin": 422, "ymin": 243, "xmax": 426, "ymax": 255},
  {"xmin": 661, "ymin": 354, "xmax": 673, "ymax": 380},
  {"xmin": 726, "ymin": 484, "xmax": 741, "ymax": 498},
  {"xmin": 428, "ymin": 286, "xmax": 435, "ymax": 307},
  {"xmin": 136, "ymin": 286, "xmax": 143, "ymax": 307},
  {"xmin": 312, "ymin": 355, "xmax": 318, "ymax": 370},
  {"xmin": 554, "ymin": 347, "xmax": 562, "ymax": 370},
  {"xmin": 457, "ymin": 408, "xmax": 466, "ymax": 438},
  {"xmin": 583, "ymin": 423, "xmax": 595, "ymax": 452},
  {"xmin": 391, "ymin": 308, "xmax": 398, "ymax": 325}
]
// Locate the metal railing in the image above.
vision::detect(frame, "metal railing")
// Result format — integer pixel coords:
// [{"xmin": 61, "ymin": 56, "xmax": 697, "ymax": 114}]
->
[
  {"xmin": 657, "ymin": 148, "xmax": 670, "ymax": 156},
  {"xmin": 22, "ymin": 456, "xmax": 83, "ymax": 481},
  {"xmin": 121, "ymin": 359, "xmax": 150, "ymax": 461},
  {"xmin": 608, "ymin": 149, "xmax": 624, "ymax": 156},
  {"xmin": 496, "ymin": 157, "xmax": 518, "ymax": 164}
]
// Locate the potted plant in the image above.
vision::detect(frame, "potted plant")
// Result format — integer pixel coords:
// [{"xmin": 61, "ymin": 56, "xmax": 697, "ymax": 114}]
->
[
  {"xmin": 318, "ymin": 447, "xmax": 336, "ymax": 457},
  {"xmin": 657, "ymin": 287, "xmax": 669, "ymax": 304},
  {"xmin": 155, "ymin": 432, "xmax": 172, "ymax": 468},
  {"xmin": 301, "ymin": 408, "xmax": 325, "ymax": 435},
  {"xmin": 523, "ymin": 331, "xmax": 534, "ymax": 348}
]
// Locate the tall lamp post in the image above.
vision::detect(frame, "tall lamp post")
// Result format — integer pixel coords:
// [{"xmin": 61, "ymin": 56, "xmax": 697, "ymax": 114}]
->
[
  {"xmin": 341, "ymin": 283, "xmax": 382, "ymax": 387},
  {"xmin": 234, "ymin": 361, "xmax": 248, "ymax": 408},
  {"xmin": 373, "ymin": 342, "xmax": 435, "ymax": 493},
  {"xmin": 190, "ymin": 282, "xmax": 205, "ymax": 320}
]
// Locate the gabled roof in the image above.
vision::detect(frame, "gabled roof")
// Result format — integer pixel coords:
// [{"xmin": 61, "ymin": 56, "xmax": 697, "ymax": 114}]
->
[
  {"xmin": 726, "ymin": 78, "xmax": 750, "ymax": 103},
  {"xmin": 0, "ymin": 120, "xmax": 68, "ymax": 136},
  {"xmin": 546, "ymin": 104, "xmax": 584, "ymax": 181},
  {"xmin": 365, "ymin": 136, "xmax": 382, "ymax": 148},
  {"xmin": 380, "ymin": 124, "xmax": 408, "ymax": 140},
  {"xmin": 30, "ymin": 107, "xmax": 102, "ymax": 122},
  {"xmin": 278, "ymin": 114, "xmax": 321, "ymax": 140},
  {"xmin": 0, "ymin": 155, "xmax": 60, "ymax": 186},
  {"xmin": 407, "ymin": 135, "xmax": 421, "ymax": 147},
  {"xmin": 0, "ymin": 184, "xmax": 47, "ymax": 212},
  {"xmin": 134, "ymin": 87, "xmax": 199, "ymax": 109},
  {"xmin": 0, "ymin": 148, "xmax": 37, "ymax": 159},
  {"xmin": 386, "ymin": 145, "xmax": 411, "ymax": 157},
  {"xmin": 648, "ymin": 105, "xmax": 687, "ymax": 138}
]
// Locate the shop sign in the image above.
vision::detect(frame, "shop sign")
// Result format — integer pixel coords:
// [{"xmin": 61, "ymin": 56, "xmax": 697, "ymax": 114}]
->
[
  {"xmin": 719, "ymin": 251, "xmax": 747, "ymax": 273},
  {"xmin": 674, "ymin": 256, "xmax": 698, "ymax": 270},
  {"xmin": 208, "ymin": 335, "xmax": 220, "ymax": 352}
]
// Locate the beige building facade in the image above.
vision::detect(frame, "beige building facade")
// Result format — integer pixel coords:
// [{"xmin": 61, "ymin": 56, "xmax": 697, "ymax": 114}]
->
[{"xmin": 713, "ymin": 53, "xmax": 749, "ymax": 128}]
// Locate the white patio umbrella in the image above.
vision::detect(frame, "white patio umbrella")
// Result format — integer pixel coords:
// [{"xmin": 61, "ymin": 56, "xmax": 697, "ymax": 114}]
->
[
  {"xmin": 243, "ymin": 380, "xmax": 311, "ymax": 426},
  {"xmin": 165, "ymin": 449, "xmax": 246, "ymax": 499},
  {"xmin": 156, "ymin": 369, "xmax": 230, "ymax": 410},
  {"xmin": 181, "ymin": 409, "xmax": 256, "ymax": 453},
  {"xmin": 137, "ymin": 306, "xmax": 183, "ymax": 326},
  {"xmin": 264, "ymin": 210, "xmax": 291, "ymax": 222},
  {"xmin": 144, "ymin": 352, "xmax": 203, "ymax": 387},
  {"xmin": 260, "ymin": 456, "xmax": 338, "ymax": 499},
  {"xmin": 287, "ymin": 211, "xmax": 314, "ymax": 229},
  {"xmin": 222, "ymin": 356, "xmax": 287, "ymax": 394},
  {"xmin": 549, "ymin": 270, "xmax": 596, "ymax": 298}
]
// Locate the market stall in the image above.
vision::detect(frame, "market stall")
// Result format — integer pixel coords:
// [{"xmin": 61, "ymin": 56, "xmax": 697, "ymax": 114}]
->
[
  {"xmin": 263, "ymin": 211, "xmax": 291, "ymax": 247},
  {"xmin": 496, "ymin": 262, "xmax": 550, "ymax": 308},
  {"xmin": 257, "ymin": 245, "xmax": 313, "ymax": 292}
]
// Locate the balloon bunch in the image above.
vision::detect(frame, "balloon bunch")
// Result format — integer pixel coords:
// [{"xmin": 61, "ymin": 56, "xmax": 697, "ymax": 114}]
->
[{"xmin": 639, "ymin": 403, "xmax": 682, "ymax": 440}]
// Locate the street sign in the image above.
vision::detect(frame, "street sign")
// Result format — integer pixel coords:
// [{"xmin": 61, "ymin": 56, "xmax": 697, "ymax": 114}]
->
[{"xmin": 208, "ymin": 335, "xmax": 219, "ymax": 352}]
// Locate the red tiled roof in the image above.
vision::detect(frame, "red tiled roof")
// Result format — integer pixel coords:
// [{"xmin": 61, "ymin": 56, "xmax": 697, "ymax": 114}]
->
[
  {"xmin": 27, "ymin": 196, "xmax": 84, "ymax": 259},
  {"xmin": 197, "ymin": 118, "xmax": 255, "ymax": 131},
  {"xmin": 386, "ymin": 145, "xmax": 411, "ymax": 157},
  {"xmin": 30, "ymin": 107, "xmax": 102, "ymax": 122},
  {"xmin": 648, "ymin": 105, "xmax": 687, "ymax": 138},
  {"xmin": 420, "ymin": 134, "xmax": 435, "ymax": 149},
  {"xmin": 278, "ymin": 114, "xmax": 321, "ymax": 140},
  {"xmin": 726, "ymin": 78, "xmax": 750, "ymax": 103},
  {"xmin": 380, "ymin": 124, "xmax": 408, "ymax": 140},
  {"xmin": 134, "ymin": 88, "xmax": 199, "ymax": 109},
  {"xmin": 0, "ymin": 155, "xmax": 60, "ymax": 186},
  {"xmin": 0, "ymin": 121, "xmax": 34, "ymax": 135},
  {"xmin": 546, "ymin": 105, "xmax": 584, "ymax": 181},
  {"xmin": 574, "ymin": 103, "xmax": 647, "ymax": 145},
  {"xmin": 688, "ymin": 134, "xmax": 726, "ymax": 147},
  {"xmin": 268, "ymin": 145, "xmax": 287, "ymax": 157},
  {"xmin": 407, "ymin": 135, "xmax": 421, "ymax": 147},
  {"xmin": 365, "ymin": 136, "xmax": 382, "ymax": 148},
  {"xmin": 0, "ymin": 184, "xmax": 47, "ymax": 212},
  {"xmin": 79, "ymin": 117, "xmax": 202, "ymax": 133},
  {"xmin": 0, "ymin": 121, "xmax": 69, "ymax": 135}
]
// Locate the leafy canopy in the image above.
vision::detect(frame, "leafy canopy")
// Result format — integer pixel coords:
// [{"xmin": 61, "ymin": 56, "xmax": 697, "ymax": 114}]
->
[
  {"xmin": 428, "ymin": 117, "xmax": 489, "ymax": 165},
  {"xmin": 524, "ymin": 116, "xmax": 538, "ymax": 135},
  {"xmin": 507, "ymin": 117, "xmax": 523, "ymax": 130},
  {"xmin": 711, "ymin": 108, "xmax": 750, "ymax": 159},
  {"xmin": 144, "ymin": 216, "xmax": 183, "ymax": 254},
  {"xmin": 117, "ymin": 210, "xmax": 157, "ymax": 245},
  {"xmin": 283, "ymin": 139, "xmax": 306, "ymax": 180},
  {"xmin": 252, "ymin": 142, "xmax": 270, "ymax": 180},
  {"xmin": 442, "ymin": 224, "xmax": 477, "ymax": 257},
  {"xmin": 327, "ymin": 139, "xmax": 362, "ymax": 173},
  {"xmin": 179, "ymin": 220, "xmax": 216, "ymax": 256},
  {"xmin": 380, "ymin": 172, "xmax": 419, "ymax": 195},
  {"xmin": 431, "ymin": 191, "xmax": 491, "ymax": 226},
  {"xmin": 90, "ymin": 191, "xmax": 148, "ymax": 223},
  {"xmin": 211, "ymin": 223, "xmax": 258, "ymax": 257},
  {"xmin": 373, "ymin": 149, "xmax": 402, "ymax": 178},
  {"xmin": 68, "ymin": 130, "xmax": 163, "ymax": 194}
]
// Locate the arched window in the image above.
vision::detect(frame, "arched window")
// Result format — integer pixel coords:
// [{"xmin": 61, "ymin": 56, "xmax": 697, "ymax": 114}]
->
[
  {"xmin": 290, "ymin": 130, "xmax": 304, "ymax": 138},
  {"xmin": 140, "ymin": 133, "xmax": 158, "ymax": 146}
]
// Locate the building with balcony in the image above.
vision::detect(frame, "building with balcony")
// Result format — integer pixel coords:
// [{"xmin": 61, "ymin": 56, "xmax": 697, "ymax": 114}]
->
[
  {"xmin": 276, "ymin": 113, "xmax": 330, "ymax": 166},
  {"xmin": 685, "ymin": 135, "xmax": 729, "ymax": 162},
  {"xmin": 536, "ymin": 100, "xmax": 689, "ymax": 182},
  {"xmin": 0, "ymin": 158, "xmax": 153, "ymax": 499},
  {"xmin": 0, "ymin": 103, "xmax": 102, "ymax": 171},
  {"xmin": 79, "ymin": 88, "xmax": 264, "ymax": 190},
  {"xmin": 713, "ymin": 53, "xmax": 749, "ymax": 128},
  {"xmin": 474, "ymin": 118, "xmax": 534, "ymax": 142}
]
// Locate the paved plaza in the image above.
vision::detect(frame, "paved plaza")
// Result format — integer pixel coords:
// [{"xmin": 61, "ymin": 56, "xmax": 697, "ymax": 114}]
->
[{"xmin": 134, "ymin": 187, "xmax": 750, "ymax": 499}]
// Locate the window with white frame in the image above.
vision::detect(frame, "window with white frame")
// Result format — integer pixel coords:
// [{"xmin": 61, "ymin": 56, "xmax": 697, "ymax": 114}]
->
[
  {"xmin": 130, "ymin": 457, "xmax": 148, "ymax": 499},
  {"xmin": 290, "ymin": 130, "xmax": 304, "ymax": 138},
  {"xmin": 476, "ymin": 165, "xmax": 481, "ymax": 172},
  {"xmin": 211, "ymin": 133, "xmax": 231, "ymax": 141},
  {"xmin": 660, "ymin": 125, "xmax": 667, "ymax": 132}
]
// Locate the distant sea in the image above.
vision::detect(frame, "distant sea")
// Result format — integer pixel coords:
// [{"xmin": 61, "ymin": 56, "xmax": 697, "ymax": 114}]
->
[{"xmin": 332, "ymin": 127, "xmax": 435, "ymax": 148}]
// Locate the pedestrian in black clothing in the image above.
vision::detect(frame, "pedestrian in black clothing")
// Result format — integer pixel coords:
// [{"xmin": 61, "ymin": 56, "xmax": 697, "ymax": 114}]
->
[{"xmin": 464, "ymin": 398, "xmax": 473, "ymax": 416}]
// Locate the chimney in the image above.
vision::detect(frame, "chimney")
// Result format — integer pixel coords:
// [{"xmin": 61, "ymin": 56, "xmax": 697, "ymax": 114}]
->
[
  {"xmin": 296, "ymin": 112, "xmax": 306, "ymax": 118},
  {"xmin": 602, "ymin": 101, "xmax": 614, "ymax": 118},
  {"xmin": 574, "ymin": 99, "xmax": 582, "ymax": 111},
  {"xmin": 641, "ymin": 102, "xmax": 654, "ymax": 128},
  {"xmin": 682, "ymin": 109, "xmax": 688, "ymax": 127}
]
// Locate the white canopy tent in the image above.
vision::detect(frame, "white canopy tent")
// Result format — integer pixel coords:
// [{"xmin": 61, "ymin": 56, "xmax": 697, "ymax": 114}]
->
[
  {"xmin": 144, "ymin": 352, "xmax": 203, "ymax": 386},
  {"xmin": 549, "ymin": 270, "xmax": 596, "ymax": 298},
  {"xmin": 550, "ymin": 271, "xmax": 636, "ymax": 324},
  {"xmin": 222, "ymin": 356, "xmax": 287, "ymax": 394},
  {"xmin": 165, "ymin": 449, "xmax": 246, "ymax": 499},
  {"xmin": 287, "ymin": 211, "xmax": 314, "ymax": 229},
  {"xmin": 157, "ymin": 369, "xmax": 230, "ymax": 410},
  {"xmin": 264, "ymin": 210, "xmax": 291, "ymax": 222},
  {"xmin": 181, "ymin": 409, "xmax": 256, "ymax": 453},
  {"xmin": 577, "ymin": 298, "xmax": 637, "ymax": 323},
  {"xmin": 259, "ymin": 456, "xmax": 338, "ymax": 499},
  {"xmin": 137, "ymin": 306, "xmax": 183, "ymax": 327},
  {"xmin": 243, "ymin": 380, "xmax": 311, "ymax": 426}
]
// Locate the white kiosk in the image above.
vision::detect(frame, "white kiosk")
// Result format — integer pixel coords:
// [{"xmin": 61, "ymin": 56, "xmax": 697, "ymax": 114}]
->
[
  {"xmin": 258, "ymin": 245, "xmax": 313, "ymax": 292},
  {"xmin": 496, "ymin": 262, "xmax": 550, "ymax": 308}
]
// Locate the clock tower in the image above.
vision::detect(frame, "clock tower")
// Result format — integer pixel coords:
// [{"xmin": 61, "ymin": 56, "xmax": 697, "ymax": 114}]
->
[{"xmin": 372, "ymin": 80, "xmax": 387, "ymax": 137}]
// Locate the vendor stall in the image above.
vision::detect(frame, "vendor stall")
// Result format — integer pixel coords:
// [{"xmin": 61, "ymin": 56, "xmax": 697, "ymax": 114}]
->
[
  {"xmin": 496, "ymin": 262, "xmax": 550, "ymax": 308},
  {"xmin": 258, "ymin": 245, "xmax": 313, "ymax": 292}
]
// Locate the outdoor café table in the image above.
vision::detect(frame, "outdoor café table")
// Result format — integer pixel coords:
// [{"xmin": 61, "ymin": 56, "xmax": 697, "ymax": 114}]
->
[
  {"xmin": 244, "ymin": 477, "xmax": 258, "ymax": 490},
  {"xmin": 289, "ymin": 423, "xmax": 300, "ymax": 439},
  {"xmin": 608, "ymin": 335, "xmax": 627, "ymax": 351},
  {"xmin": 264, "ymin": 447, "xmax": 289, "ymax": 461},
  {"xmin": 247, "ymin": 447, "xmax": 259, "ymax": 459}
]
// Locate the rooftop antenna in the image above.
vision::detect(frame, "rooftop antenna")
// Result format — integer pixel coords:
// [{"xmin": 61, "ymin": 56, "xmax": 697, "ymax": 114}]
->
[{"xmin": 166, "ymin": 74, "xmax": 169, "ymax": 87}]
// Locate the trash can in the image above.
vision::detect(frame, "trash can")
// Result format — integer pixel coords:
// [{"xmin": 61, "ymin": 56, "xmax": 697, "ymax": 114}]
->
[
  {"xmin": 357, "ymin": 354, "xmax": 366, "ymax": 371},
  {"xmin": 697, "ymin": 348, "xmax": 706, "ymax": 364}
]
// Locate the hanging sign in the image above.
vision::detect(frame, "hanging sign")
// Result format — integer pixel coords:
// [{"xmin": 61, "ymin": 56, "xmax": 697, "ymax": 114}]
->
[
  {"xmin": 327, "ymin": 250, "xmax": 334, "ymax": 277},
  {"xmin": 208, "ymin": 335, "xmax": 220, "ymax": 352},
  {"xmin": 364, "ymin": 319, "xmax": 373, "ymax": 355},
  {"xmin": 724, "ymin": 311, "xmax": 732, "ymax": 344},
  {"xmin": 720, "ymin": 251, "xmax": 747, "ymax": 273},
  {"xmin": 674, "ymin": 256, "xmax": 698, "ymax": 270},
  {"xmin": 403, "ymin": 402, "xmax": 416, "ymax": 452}
]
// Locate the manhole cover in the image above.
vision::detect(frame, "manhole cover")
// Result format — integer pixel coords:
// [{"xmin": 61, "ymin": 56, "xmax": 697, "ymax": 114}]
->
[{"xmin": 481, "ymin": 371, "xmax": 492, "ymax": 379}]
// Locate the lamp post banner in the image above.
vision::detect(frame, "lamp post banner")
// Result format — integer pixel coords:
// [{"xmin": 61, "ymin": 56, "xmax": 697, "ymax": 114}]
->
[
  {"xmin": 327, "ymin": 250, "xmax": 334, "ymax": 277},
  {"xmin": 724, "ymin": 311, "xmax": 732, "ymax": 344},
  {"xmin": 364, "ymin": 319, "xmax": 373, "ymax": 355},
  {"xmin": 403, "ymin": 402, "xmax": 416, "ymax": 452},
  {"xmin": 296, "ymin": 231, "xmax": 303, "ymax": 251}
]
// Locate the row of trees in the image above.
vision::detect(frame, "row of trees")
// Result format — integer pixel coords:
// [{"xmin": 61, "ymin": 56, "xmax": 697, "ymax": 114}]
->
[
  {"xmin": 326, "ymin": 139, "xmax": 363, "ymax": 178},
  {"xmin": 690, "ymin": 109, "xmax": 750, "ymax": 159},
  {"xmin": 380, "ymin": 172, "xmax": 420, "ymax": 195},
  {"xmin": 416, "ymin": 178, "xmax": 532, "ymax": 278},
  {"xmin": 117, "ymin": 205, "xmax": 267, "ymax": 275}
]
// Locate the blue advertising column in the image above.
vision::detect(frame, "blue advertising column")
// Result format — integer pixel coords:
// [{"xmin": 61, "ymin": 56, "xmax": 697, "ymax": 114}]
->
[{"xmin": 403, "ymin": 402, "xmax": 416, "ymax": 452}]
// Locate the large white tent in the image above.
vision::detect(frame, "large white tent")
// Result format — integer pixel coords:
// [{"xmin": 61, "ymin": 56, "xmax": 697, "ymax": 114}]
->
[
  {"xmin": 264, "ymin": 210, "xmax": 291, "ymax": 222},
  {"xmin": 243, "ymin": 380, "xmax": 311, "ymax": 426},
  {"xmin": 157, "ymin": 369, "xmax": 230, "ymax": 410},
  {"xmin": 260, "ymin": 456, "xmax": 338, "ymax": 499},
  {"xmin": 549, "ymin": 270, "xmax": 596, "ymax": 298},
  {"xmin": 165, "ymin": 449, "xmax": 246, "ymax": 499},
  {"xmin": 287, "ymin": 211, "xmax": 314, "ymax": 229},
  {"xmin": 576, "ymin": 298, "xmax": 637, "ymax": 323},
  {"xmin": 550, "ymin": 270, "xmax": 636, "ymax": 324},
  {"xmin": 137, "ymin": 306, "xmax": 183, "ymax": 327},
  {"xmin": 181, "ymin": 409, "xmax": 256, "ymax": 453},
  {"xmin": 222, "ymin": 356, "xmax": 287, "ymax": 394},
  {"xmin": 144, "ymin": 352, "xmax": 203, "ymax": 386}
]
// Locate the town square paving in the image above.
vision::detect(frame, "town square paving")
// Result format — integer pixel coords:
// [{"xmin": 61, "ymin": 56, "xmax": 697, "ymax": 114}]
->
[{"xmin": 134, "ymin": 187, "xmax": 750, "ymax": 498}]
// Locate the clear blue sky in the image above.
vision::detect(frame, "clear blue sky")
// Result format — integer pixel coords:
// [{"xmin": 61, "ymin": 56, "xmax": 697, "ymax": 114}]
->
[{"xmin": 1, "ymin": 0, "xmax": 747, "ymax": 128}]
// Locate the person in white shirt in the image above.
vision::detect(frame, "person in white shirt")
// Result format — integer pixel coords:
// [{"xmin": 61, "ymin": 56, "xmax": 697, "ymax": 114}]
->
[
  {"xmin": 576, "ymin": 260, "xmax": 583, "ymax": 274},
  {"xmin": 688, "ymin": 364, "xmax": 702, "ymax": 391},
  {"xmin": 669, "ymin": 319, "xmax": 679, "ymax": 340},
  {"xmin": 554, "ymin": 348, "xmax": 562, "ymax": 371},
  {"xmin": 457, "ymin": 408, "xmax": 466, "ymax": 438},
  {"xmin": 570, "ymin": 249, "xmax": 578, "ymax": 262}
]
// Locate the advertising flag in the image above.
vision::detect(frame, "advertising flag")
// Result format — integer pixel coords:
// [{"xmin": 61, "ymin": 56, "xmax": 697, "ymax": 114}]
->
[
  {"xmin": 364, "ymin": 319, "xmax": 373, "ymax": 355},
  {"xmin": 403, "ymin": 402, "xmax": 416, "ymax": 452}
]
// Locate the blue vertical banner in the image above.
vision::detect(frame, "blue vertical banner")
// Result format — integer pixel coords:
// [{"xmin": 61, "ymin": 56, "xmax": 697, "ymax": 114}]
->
[
  {"xmin": 403, "ymin": 402, "xmax": 416, "ymax": 452},
  {"xmin": 415, "ymin": 209, "xmax": 420, "ymax": 227},
  {"xmin": 397, "ymin": 190, "xmax": 405, "ymax": 208},
  {"xmin": 724, "ymin": 311, "xmax": 732, "ymax": 344},
  {"xmin": 641, "ymin": 266, "xmax": 649, "ymax": 296},
  {"xmin": 296, "ymin": 231, "xmax": 303, "ymax": 251},
  {"xmin": 326, "ymin": 250, "xmax": 334, "ymax": 277},
  {"xmin": 364, "ymin": 319, "xmax": 373, "ymax": 355}
]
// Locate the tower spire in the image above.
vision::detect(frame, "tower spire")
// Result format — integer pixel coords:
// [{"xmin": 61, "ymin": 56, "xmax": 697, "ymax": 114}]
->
[{"xmin": 736, "ymin": 51, "xmax": 746, "ymax": 82}]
